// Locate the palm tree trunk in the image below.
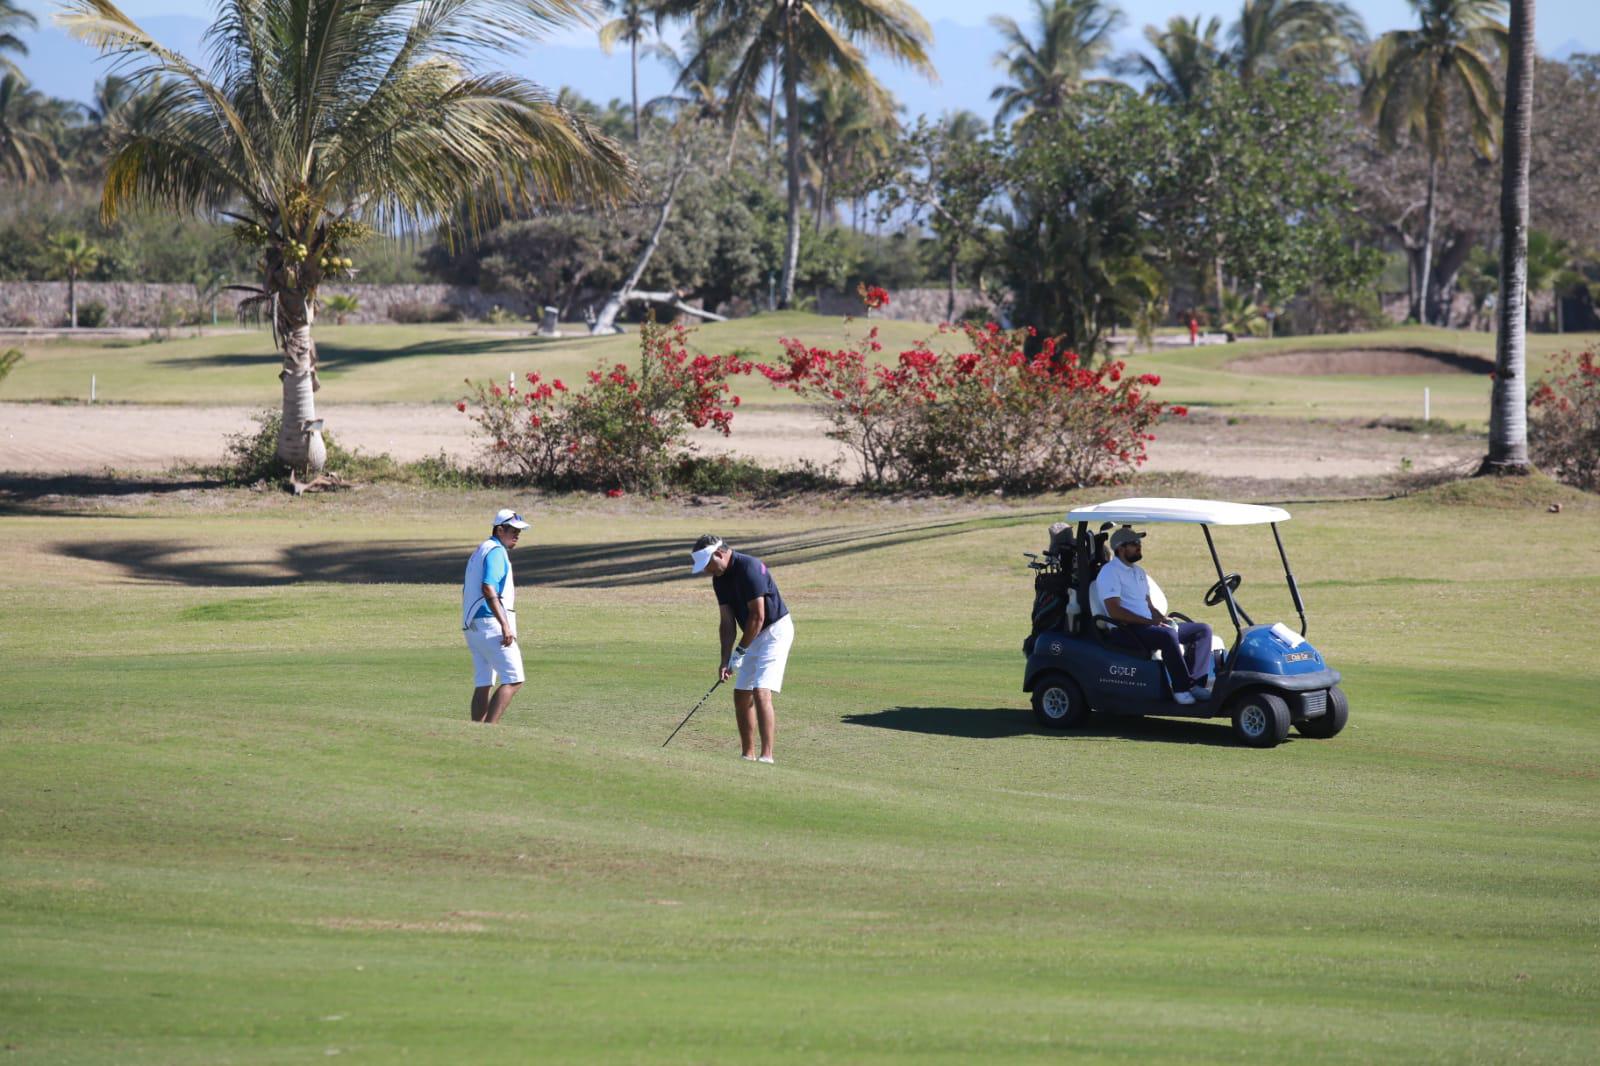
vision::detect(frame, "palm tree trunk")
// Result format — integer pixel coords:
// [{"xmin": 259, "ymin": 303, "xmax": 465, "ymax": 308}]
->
[
  {"xmin": 274, "ymin": 290, "xmax": 326, "ymax": 475},
  {"xmin": 779, "ymin": 15, "xmax": 801, "ymax": 310},
  {"xmin": 766, "ymin": 67, "xmax": 778, "ymax": 162},
  {"xmin": 814, "ymin": 162, "xmax": 828, "ymax": 235},
  {"xmin": 1483, "ymin": 0, "xmax": 1535, "ymax": 474},
  {"xmin": 1418, "ymin": 154, "xmax": 1439, "ymax": 324},
  {"xmin": 947, "ymin": 251, "xmax": 958, "ymax": 323},
  {"xmin": 725, "ymin": 100, "xmax": 744, "ymax": 167},
  {"xmin": 631, "ymin": 34, "xmax": 640, "ymax": 141},
  {"xmin": 68, "ymin": 266, "xmax": 77, "ymax": 328}
]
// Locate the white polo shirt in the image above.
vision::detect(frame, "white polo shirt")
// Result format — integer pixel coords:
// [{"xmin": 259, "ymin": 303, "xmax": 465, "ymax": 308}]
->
[{"xmin": 1095, "ymin": 556, "xmax": 1152, "ymax": 621}]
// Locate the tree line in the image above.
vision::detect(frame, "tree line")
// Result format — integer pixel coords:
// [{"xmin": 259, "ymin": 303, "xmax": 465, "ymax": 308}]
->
[{"xmin": 2, "ymin": 0, "xmax": 1595, "ymax": 344}]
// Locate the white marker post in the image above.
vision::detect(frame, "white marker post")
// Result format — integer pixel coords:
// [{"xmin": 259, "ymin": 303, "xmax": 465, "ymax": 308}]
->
[
  {"xmin": 1424, "ymin": 387, "xmax": 1430, "ymax": 423},
  {"xmin": 91, "ymin": 374, "xmax": 96, "ymax": 403}
]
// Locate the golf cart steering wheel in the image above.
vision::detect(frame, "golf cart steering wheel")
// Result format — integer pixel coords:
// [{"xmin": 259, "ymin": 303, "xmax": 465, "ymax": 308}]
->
[{"xmin": 1204, "ymin": 573, "xmax": 1243, "ymax": 607}]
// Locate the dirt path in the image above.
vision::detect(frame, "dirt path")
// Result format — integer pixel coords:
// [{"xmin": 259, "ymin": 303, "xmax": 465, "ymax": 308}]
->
[{"xmin": 0, "ymin": 401, "xmax": 1482, "ymax": 480}]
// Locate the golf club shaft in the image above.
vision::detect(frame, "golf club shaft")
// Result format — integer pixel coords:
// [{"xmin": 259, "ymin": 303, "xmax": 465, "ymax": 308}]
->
[{"xmin": 662, "ymin": 677, "xmax": 723, "ymax": 747}]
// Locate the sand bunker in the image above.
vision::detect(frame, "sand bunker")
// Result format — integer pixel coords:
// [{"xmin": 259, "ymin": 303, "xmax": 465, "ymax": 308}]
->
[{"xmin": 1225, "ymin": 347, "xmax": 1494, "ymax": 376}]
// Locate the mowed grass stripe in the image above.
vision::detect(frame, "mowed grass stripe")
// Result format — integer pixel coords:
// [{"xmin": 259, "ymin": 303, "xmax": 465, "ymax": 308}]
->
[{"xmin": 2, "ymin": 485, "xmax": 1598, "ymax": 1061}]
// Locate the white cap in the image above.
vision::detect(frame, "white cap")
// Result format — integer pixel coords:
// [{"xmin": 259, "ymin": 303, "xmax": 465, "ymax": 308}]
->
[
  {"xmin": 690, "ymin": 539, "xmax": 724, "ymax": 574},
  {"xmin": 492, "ymin": 508, "xmax": 530, "ymax": 530}
]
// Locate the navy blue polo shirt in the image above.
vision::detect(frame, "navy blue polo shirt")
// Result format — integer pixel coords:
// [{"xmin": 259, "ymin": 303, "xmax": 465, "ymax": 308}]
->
[{"xmin": 713, "ymin": 552, "xmax": 789, "ymax": 630}]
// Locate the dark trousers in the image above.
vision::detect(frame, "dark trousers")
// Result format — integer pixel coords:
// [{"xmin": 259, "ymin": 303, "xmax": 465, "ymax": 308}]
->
[{"xmin": 1108, "ymin": 621, "xmax": 1214, "ymax": 693}]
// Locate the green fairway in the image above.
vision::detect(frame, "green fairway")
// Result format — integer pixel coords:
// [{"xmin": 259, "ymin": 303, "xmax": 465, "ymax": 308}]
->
[
  {"xmin": 5, "ymin": 316, "xmax": 1595, "ymax": 430},
  {"xmin": 2, "ymin": 482, "xmax": 1597, "ymax": 1062},
  {"xmin": 0, "ymin": 314, "xmax": 960, "ymax": 408},
  {"xmin": 1128, "ymin": 327, "xmax": 1591, "ymax": 426}
]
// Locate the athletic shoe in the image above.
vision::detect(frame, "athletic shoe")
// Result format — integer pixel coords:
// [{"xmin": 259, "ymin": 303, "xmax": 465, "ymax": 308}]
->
[
  {"xmin": 1172, "ymin": 690, "xmax": 1197, "ymax": 706},
  {"xmin": 1191, "ymin": 685, "xmax": 1212, "ymax": 700},
  {"xmin": 757, "ymin": 755, "xmax": 774, "ymax": 764},
  {"xmin": 740, "ymin": 754, "xmax": 757, "ymax": 761}
]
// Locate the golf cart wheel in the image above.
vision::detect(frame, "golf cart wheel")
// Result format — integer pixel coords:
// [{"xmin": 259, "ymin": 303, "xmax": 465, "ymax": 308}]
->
[
  {"xmin": 1229, "ymin": 691, "xmax": 1291, "ymax": 748},
  {"xmin": 1294, "ymin": 686, "xmax": 1350, "ymax": 739},
  {"xmin": 1031, "ymin": 672, "xmax": 1089, "ymax": 729}
]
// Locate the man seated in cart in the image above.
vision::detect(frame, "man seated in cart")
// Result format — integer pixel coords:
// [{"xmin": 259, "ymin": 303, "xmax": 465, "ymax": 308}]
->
[{"xmin": 1093, "ymin": 526, "xmax": 1214, "ymax": 705}]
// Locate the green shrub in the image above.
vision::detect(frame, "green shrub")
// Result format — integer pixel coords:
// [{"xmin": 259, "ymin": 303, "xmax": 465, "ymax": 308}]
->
[
  {"xmin": 0, "ymin": 348, "xmax": 22, "ymax": 385},
  {"xmin": 77, "ymin": 301, "xmax": 108, "ymax": 328},
  {"xmin": 388, "ymin": 301, "xmax": 462, "ymax": 324},
  {"xmin": 218, "ymin": 409, "xmax": 418, "ymax": 485},
  {"xmin": 324, "ymin": 294, "xmax": 360, "ymax": 325},
  {"xmin": 485, "ymin": 305, "xmax": 524, "ymax": 325},
  {"xmin": 668, "ymin": 454, "xmax": 841, "ymax": 497}
]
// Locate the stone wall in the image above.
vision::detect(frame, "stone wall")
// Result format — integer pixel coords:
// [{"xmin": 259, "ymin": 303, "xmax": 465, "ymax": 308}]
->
[
  {"xmin": 815, "ymin": 286, "xmax": 997, "ymax": 323},
  {"xmin": 0, "ymin": 281, "xmax": 543, "ymax": 328}
]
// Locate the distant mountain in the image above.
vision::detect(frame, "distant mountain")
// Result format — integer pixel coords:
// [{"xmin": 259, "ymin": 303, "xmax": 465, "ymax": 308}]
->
[{"xmin": 1549, "ymin": 38, "xmax": 1590, "ymax": 62}]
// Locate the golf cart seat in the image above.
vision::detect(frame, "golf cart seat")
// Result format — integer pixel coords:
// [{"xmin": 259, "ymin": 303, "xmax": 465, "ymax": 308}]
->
[{"xmin": 1088, "ymin": 578, "xmax": 1227, "ymax": 657}]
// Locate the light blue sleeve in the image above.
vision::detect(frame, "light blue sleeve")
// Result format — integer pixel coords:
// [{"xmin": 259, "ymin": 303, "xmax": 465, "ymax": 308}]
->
[{"xmin": 481, "ymin": 546, "xmax": 508, "ymax": 592}]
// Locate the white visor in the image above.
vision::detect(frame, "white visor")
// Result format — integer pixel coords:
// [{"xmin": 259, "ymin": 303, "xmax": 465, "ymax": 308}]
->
[{"xmin": 690, "ymin": 541, "xmax": 723, "ymax": 574}]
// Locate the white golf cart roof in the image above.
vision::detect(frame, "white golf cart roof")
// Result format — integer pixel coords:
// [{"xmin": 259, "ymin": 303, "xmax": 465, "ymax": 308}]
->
[{"xmin": 1065, "ymin": 497, "xmax": 1290, "ymax": 526}]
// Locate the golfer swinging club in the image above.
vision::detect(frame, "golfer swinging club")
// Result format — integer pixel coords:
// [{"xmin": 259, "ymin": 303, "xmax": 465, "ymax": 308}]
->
[
  {"xmin": 690, "ymin": 534, "xmax": 795, "ymax": 763},
  {"xmin": 462, "ymin": 508, "xmax": 530, "ymax": 724}
]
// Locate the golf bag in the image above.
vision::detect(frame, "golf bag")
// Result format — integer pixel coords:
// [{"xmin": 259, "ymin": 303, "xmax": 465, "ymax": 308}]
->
[{"xmin": 1023, "ymin": 523, "xmax": 1077, "ymax": 653}]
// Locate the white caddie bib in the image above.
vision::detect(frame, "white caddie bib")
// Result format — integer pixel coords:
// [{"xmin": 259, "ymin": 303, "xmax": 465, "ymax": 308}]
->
[{"xmin": 462, "ymin": 537, "xmax": 516, "ymax": 630}]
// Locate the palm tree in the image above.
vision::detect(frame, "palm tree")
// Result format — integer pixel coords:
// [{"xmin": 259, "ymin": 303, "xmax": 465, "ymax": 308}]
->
[
  {"xmin": 43, "ymin": 232, "xmax": 104, "ymax": 328},
  {"xmin": 1228, "ymin": 0, "xmax": 1364, "ymax": 83},
  {"xmin": 1, "ymin": 0, "xmax": 38, "ymax": 79},
  {"xmin": 1218, "ymin": 289, "xmax": 1270, "ymax": 340},
  {"xmin": 58, "ymin": 0, "xmax": 630, "ymax": 476},
  {"xmin": 1119, "ymin": 15, "xmax": 1224, "ymax": 106},
  {"xmin": 801, "ymin": 73, "xmax": 897, "ymax": 232},
  {"xmin": 645, "ymin": 13, "xmax": 764, "ymax": 164},
  {"xmin": 1517, "ymin": 231, "xmax": 1592, "ymax": 333},
  {"xmin": 87, "ymin": 73, "xmax": 136, "ymax": 129},
  {"xmin": 1362, "ymin": 0, "xmax": 1506, "ymax": 325},
  {"xmin": 1483, "ymin": 0, "xmax": 1531, "ymax": 475},
  {"xmin": 598, "ymin": 0, "xmax": 666, "ymax": 141},
  {"xmin": 0, "ymin": 72, "xmax": 59, "ymax": 183},
  {"xmin": 662, "ymin": 0, "xmax": 933, "ymax": 309},
  {"xmin": 990, "ymin": 0, "xmax": 1123, "ymax": 126}
]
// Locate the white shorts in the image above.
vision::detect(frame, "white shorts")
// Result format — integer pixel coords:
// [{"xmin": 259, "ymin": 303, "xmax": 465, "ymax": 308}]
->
[
  {"xmin": 736, "ymin": 613, "xmax": 794, "ymax": 692},
  {"xmin": 465, "ymin": 616, "xmax": 525, "ymax": 687}
]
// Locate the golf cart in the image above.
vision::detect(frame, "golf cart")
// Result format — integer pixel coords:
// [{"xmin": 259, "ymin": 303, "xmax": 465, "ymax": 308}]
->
[{"xmin": 1020, "ymin": 498, "xmax": 1349, "ymax": 748}]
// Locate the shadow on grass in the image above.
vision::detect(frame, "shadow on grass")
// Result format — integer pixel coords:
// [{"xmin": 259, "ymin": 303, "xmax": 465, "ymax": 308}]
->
[
  {"xmin": 155, "ymin": 335, "xmax": 563, "ymax": 372},
  {"xmin": 846, "ymin": 706, "xmax": 1242, "ymax": 746},
  {"xmin": 1, "ymin": 473, "xmax": 225, "ymax": 515},
  {"xmin": 55, "ymin": 510, "xmax": 1058, "ymax": 587}
]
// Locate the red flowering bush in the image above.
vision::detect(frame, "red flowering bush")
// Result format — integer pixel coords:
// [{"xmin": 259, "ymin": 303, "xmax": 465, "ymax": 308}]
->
[
  {"xmin": 1530, "ymin": 348, "xmax": 1600, "ymax": 491},
  {"xmin": 758, "ymin": 320, "xmax": 1178, "ymax": 491},
  {"xmin": 858, "ymin": 282, "xmax": 890, "ymax": 313},
  {"xmin": 459, "ymin": 371, "xmax": 571, "ymax": 482},
  {"xmin": 756, "ymin": 326, "xmax": 919, "ymax": 484},
  {"xmin": 460, "ymin": 318, "xmax": 750, "ymax": 492}
]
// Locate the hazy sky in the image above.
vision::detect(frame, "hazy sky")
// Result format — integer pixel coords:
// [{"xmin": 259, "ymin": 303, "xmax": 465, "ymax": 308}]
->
[
  {"xmin": 13, "ymin": 0, "xmax": 1596, "ymax": 118},
  {"xmin": 45, "ymin": 0, "xmax": 1600, "ymax": 54}
]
